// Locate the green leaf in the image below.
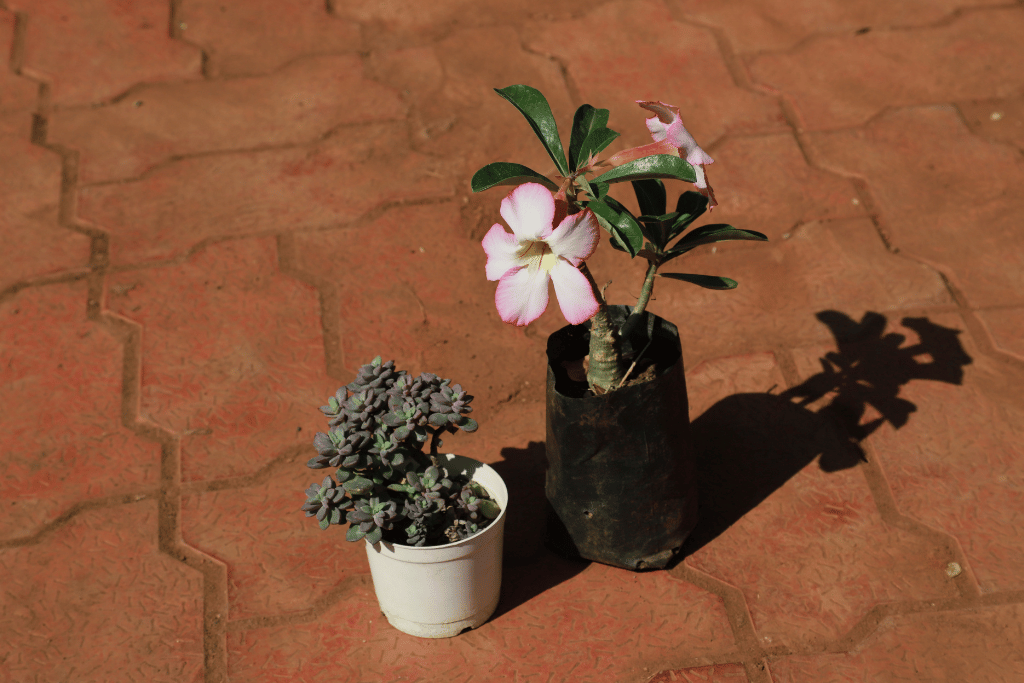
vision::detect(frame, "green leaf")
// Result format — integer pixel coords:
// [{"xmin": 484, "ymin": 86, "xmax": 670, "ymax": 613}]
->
[
  {"xmin": 591, "ymin": 155, "xmax": 696, "ymax": 185},
  {"xmin": 470, "ymin": 162, "xmax": 559, "ymax": 193},
  {"xmin": 363, "ymin": 527, "xmax": 383, "ymax": 545},
  {"xmin": 343, "ymin": 476, "xmax": 374, "ymax": 496},
  {"xmin": 578, "ymin": 176, "xmax": 608, "ymax": 200},
  {"xmin": 387, "ymin": 483, "xmax": 414, "ymax": 494},
  {"xmin": 666, "ymin": 224, "xmax": 769, "ymax": 259},
  {"xmin": 577, "ymin": 128, "xmax": 619, "ymax": 170},
  {"xmin": 665, "ymin": 191, "xmax": 709, "ymax": 241},
  {"xmin": 575, "ymin": 175, "xmax": 594, "ymax": 199},
  {"xmin": 330, "ymin": 508, "xmax": 342, "ymax": 525},
  {"xmin": 318, "ymin": 517, "xmax": 330, "ymax": 530},
  {"xmin": 586, "ymin": 197, "xmax": 643, "ymax": 257},
  {"xmin": 568, "ymin": 105, "xmax": 608, "ymax": 170},
  {"xmin": 346, "ymin": 525, "xmax": 367, "ymax": 542},
  {"xmin": 459, "ymin": 418, "xmax": 479, "ymax": 433},
  {"xmin": 478, "ymin": 499, "xmax": 501, "ymax": 520},
  {"xmin": 658, "ymin": 273, "xmax": 739, "ymax": 290},
  {"xmin": 328, "ymin": 396, "xmax": 339, "ymax": 411},
  {"xmin": 631, "ymin": 179, "xmax": 667, "ymax": 218},
  {"xmin": 494, "ymin": 85, "xmax": 569, "ymax": 177}
]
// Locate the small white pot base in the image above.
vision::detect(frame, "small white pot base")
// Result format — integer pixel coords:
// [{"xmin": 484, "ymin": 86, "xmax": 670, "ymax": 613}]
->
[
  {"xmin": 380, "ymin": 593, "xmax": 501, "ymax": 638},
  {"xmin": 364, "ymin": 454, "xmax": 508, "ymax": 639}
]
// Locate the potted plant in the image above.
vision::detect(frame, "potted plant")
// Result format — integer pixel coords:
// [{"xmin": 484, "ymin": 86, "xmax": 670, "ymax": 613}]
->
[
  {"xmin": 473, "ymin": 86, "xmax": 767, "ymax": 570},
  {"xmin": 300, "ymin": 356, "xmax": 507, "ymax": 638}
]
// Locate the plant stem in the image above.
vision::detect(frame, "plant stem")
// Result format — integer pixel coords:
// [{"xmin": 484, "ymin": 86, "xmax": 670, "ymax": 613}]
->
[
  {"xmin": 617, "ymin": 336, "xmax": 654, "ymax": 389},
  {"xmin": 633, "ymin": 261, "xmax": 658, "ymax": 316},
  {"xmin": 429, "ymin": 427, "xmax": 444, "ymax": 456},
  {"xmin": 587, "ymin": 307, "xmax": 626, "ymax": 393}
]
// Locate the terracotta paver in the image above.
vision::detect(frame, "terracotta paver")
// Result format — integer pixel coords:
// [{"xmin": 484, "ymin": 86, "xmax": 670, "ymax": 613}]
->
[
  {"xmin": 181, "ymin": 459, "xmax": 369, "ymax": 622},
  {"xmin": 331, "ymin": 0, "xmax": 614, "ymax": 50},
  {"xmin": 768, "ymin": 603, "xmax": 1024, "ymax": 682},
  {"xmin": 226, "ymin": 582, "xmax": 384, "ymax": 682},
  {"xmin": 650, "ymin": 663, "xmax": 750, "ymax": 683},
  {"xmin": 957, "ymin": 97, "xmax": 1024, "ymax": 153},
  {"xmin": 676, "ymin": 132, "xmax": 865, "ymax": 242},
  {"xmin": 977, "ymin": 307, "xmax": 1024, "ymax": 361},
  {"xmin": 289, "ymin": 202, "xmax": 546, "ymax": 418},
  {"xmin": 526, "ymin": 0, "xmax": 787, "ymax": 147},
  {"xmin": 0, "ymin": 280, "xmax": 160, "ymax": 540},
  {"xmin": 805, "ymin": 105, "xmax": 1024, "ymax": 310},
  {"xmin": 0, "ymin": 8, "xmax": 38, "ymax": 115},
  {"xmin": 749, "ymin": 8, "xmax": 1024, "ymax": 130},
  {"xmin": 0, "ymin": 502, "xmax": 204, "ymax": 683},
  {"xmin": 0, "ymin": 113, "xmax": 90, "ymax": 293},
  {"xmin": 831, "ymin": 314, "xmax": 1024, "ymax": 594},
  {"xmin": 78, "ymin": 125, "xmax": 451, "ymax": 267},
  {"xmin": 7, "ymin": 0, "xmax": 202, "ymax": 108},
  {"xmin": 668, "ymin": 0, "xmax": 998, "ymax": 54},
  {"xmin": 372, "ymin": 561, "xmax": 735, "ymax": 682},
  {"xmin": 595, "ymin": 215, "xmax": 950, "ymax": 366},
  {"xmin": 49, "ymin": 54, "xmax": 405, "ymax": 185},
  {"xmin": 3, "ymin": 0, "xmax": 1024, "ymax": 681},
  {"xmin": 177, "ymin": 0, "xmax": 361, "ymax": 78},
  {"xmin": 684, "ymin": 354, "xmax": 957, "ymax": 651},
  {"xmin": 367, "ymin": 24, "xmax": 575, "ymax": 190},
  {"xmin": 104, "ymin": 237, "xmax": 335, "ymax": 482}
]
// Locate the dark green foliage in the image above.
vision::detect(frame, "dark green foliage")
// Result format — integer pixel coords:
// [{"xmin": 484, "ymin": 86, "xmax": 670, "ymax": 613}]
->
[
  {"xmin": 300, "ymin": 357, "xmax": 500, "ymax": 546},
  {"xmin": 493, "ymin": 85, "xmax": 570, "ymax": 177},
  {"xmin": 626, "ymin": 185, "xmax": 768, "ymax": 291},
  {"xmin": 471, "ymin": 162, "xmax": 560, "ymax": 193},
  {"xmin": 591, "ymin": 154, "xmax": 697, "ymax": 185}
]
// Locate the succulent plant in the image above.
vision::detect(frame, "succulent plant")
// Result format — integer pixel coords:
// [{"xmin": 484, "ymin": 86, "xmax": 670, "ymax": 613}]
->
[
  {"xmin": 301, "ymin": 356, "xmax": 499, "ymax": 546},
  {"xmin": 301, "ymin": 475, "xmax": 354, "ymax": 530}
]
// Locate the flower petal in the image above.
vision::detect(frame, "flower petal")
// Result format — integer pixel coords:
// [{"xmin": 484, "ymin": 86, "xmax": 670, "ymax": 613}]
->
[
  {"xmin": 550, "ymin": 259, "xmax": 599, "ymax": 325},
  {"xmin": 482, "ymin": 223, "xmax": 523, "ymax": 281},
  {"xmin": 638, "ymin": 100, "xmax": 714, "ymax": 176},
  {"xmin": 698, "ymin": 167, "xmax": 719, "ymax": 208},
  {"xmin": 545, "ymin": 210, "xmax": 600, "ymax": 267},
  {"xmin": 637, "ymin": 100, "xmax": 679, "ymax": 128},
  {"xmin": 494, "ymin": 265, "xmax": 550, "ymax": 327},
  {"xmin": 499, "ymin": 183, "xmax": 555, "ymax": 242}
]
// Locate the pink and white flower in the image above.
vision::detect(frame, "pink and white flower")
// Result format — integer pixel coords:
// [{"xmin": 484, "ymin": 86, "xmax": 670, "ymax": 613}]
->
[
  {"xmin": 482, "ymin": 183, "xmax": 600, "ymax": 327},
  {"xmin": 639, "ymin": 100, "xmax": 717, "ymax": 207},
  {"xmin": 605, "ymin": 100, "xmax": 718, "ymax": 208}
]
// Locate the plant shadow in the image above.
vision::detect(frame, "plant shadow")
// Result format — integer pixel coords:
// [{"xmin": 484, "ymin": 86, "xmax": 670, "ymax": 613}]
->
[
  {"xmin": 489, "ymin": 442, "xmax": 590, "ymax": 620},
  {"xmin": 670, "ymin": 310, "xmax": 973, "ymax": 565}
]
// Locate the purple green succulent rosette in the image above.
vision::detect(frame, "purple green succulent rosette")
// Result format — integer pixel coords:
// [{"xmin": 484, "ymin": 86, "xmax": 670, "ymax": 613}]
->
[{"xmin": 300, "ymin": 356, "xmax": 496, "ymax": 546}]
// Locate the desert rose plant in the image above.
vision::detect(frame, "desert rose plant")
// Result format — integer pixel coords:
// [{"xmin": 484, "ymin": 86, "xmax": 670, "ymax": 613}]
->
[
  {"xmin": 301, "ymin": 357, "xmax": 500, "ymax": 546},
  {"xmin": 474, "ymin": 85, "xmax": 767, "ymax": 393}
]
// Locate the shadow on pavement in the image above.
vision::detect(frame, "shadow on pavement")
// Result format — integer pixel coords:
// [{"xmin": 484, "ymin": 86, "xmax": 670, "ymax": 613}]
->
[
  {"xmin": 674, "ymin": 310, "xmax": 973, "ymax": 563},
  {"xmin": 489, "ymin": 442, "xmax": 590, "ymax": 620}
]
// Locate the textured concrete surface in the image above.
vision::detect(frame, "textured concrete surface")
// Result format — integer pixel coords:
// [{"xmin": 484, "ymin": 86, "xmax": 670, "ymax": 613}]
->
[{"xmin": 1, "ymin": 1, "xmax": 1023, "ymax": 682}]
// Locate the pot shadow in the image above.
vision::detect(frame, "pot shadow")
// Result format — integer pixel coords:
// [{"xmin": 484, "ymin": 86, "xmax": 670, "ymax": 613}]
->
[
  {"xmin": 670, "ymin": 310, "xmax": 973, "ymax": 565},
  {"xmin": 489, "ymin": 442, "xmax": 590, "ymax": 620}
]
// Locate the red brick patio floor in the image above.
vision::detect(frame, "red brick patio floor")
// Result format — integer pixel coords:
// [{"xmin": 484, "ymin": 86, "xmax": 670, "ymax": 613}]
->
[{"xmin": 2, "ymin": 1, "xmax": 1023, "ymax": 682}]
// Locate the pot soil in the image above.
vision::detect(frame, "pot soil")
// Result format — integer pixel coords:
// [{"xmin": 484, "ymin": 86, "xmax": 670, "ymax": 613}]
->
[
  {"xmin": 544, "ymin": 305, "xmax": 697, "ymax": 570},
  {"xmin": 364, "ymin": 454, "xmax": 508, "ymax": 638}
]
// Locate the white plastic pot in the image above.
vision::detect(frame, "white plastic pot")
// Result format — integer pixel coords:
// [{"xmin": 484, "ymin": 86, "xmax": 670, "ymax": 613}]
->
[{"xmin": 364, "ymin": 454, "xmax": 508, "ymax": 638}]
